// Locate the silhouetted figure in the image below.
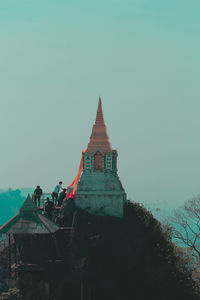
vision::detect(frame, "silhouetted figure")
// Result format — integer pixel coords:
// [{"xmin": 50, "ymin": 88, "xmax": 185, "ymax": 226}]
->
[
  {"xmin": 52, "ymin": 181, "xmax": 63, "ymax": 205},
  {"xmin": 33, "ymin": 185, "xmax": 43, "ymax": 207},
  {"xmin": 57, "ymin": 188, "xmax": 67, "ymax": 206},
  {"xmin": 58, "ymin": 197, "xmax": 76, "ymax": 227},
  {"xmin": 45, "ymin": 197, "xmax": 54, "ymax": 219}
]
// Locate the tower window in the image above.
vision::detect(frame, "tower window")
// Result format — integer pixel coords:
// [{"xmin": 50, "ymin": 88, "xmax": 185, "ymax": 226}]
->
[
  {"xmin": 94, "ymin": 151, "xmax": 103, "ymax": 171},
  {"xmin": 106, "ymin": 155, "xmax": 112, "ymax": 170},
  {"xmin": 84, "ymin": 155, "xmax": 91, "ymax": 170}
]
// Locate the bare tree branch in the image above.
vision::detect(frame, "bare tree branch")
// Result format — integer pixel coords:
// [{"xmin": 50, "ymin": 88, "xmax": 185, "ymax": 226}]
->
[{"xmin": 168, "ymin": 195, "xmax": 200, "ymax": 262}]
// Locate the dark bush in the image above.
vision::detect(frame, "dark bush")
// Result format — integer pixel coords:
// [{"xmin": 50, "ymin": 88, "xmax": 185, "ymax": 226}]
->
[{"xmin": 66, "ymin": 200, "xmax": 200, "ymax": 300}]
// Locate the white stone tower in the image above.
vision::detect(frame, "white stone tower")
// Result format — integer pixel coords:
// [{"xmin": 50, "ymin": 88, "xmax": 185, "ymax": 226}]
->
[{"xmin": 75, "ymin": 98, "xmax": 126, "ymax": 218}]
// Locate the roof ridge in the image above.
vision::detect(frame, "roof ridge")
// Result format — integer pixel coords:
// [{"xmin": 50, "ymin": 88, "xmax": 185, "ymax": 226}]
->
[{"xmin": 20, "ymin": 194, "xmax": 38, "ymax": 212}]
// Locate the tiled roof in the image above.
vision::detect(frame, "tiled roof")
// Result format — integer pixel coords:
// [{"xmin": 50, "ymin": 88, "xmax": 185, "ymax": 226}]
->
[{"xmin": 0, "ymin": 194, "xmax": 59, "ymax": 234}]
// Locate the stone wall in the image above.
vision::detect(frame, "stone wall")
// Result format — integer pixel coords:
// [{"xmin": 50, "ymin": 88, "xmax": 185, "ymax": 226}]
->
[
  {"xmin": 76, "ymin": 193, "xmax": 125, "ymax": 218},
  {"xmin": 76, "ymin": 171, "xmax": 126, "ymax": 218}
]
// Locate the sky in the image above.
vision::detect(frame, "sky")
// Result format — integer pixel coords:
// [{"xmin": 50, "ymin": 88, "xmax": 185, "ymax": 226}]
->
[{"xmin": 0, "ymin": 0, "xmax": 200, "ymax": 208}]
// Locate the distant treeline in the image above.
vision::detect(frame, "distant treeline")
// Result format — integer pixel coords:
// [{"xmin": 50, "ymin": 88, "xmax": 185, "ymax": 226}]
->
[{"xmin": 0, "ymin": 188, "xmax": 33, "ymax": 225}]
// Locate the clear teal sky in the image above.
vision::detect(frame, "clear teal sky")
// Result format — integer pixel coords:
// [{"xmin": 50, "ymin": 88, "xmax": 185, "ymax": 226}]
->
[{"xmin": 0, "ymin": 0, "xmax": 200, "ymax": 207}]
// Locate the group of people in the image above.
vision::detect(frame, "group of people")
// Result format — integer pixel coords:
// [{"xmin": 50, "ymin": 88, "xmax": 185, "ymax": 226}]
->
[
  {"xmin": 52, "ymin": 181, "xmax": 67, "ymax": 205},
  {"xmin": 33, "ymin": 181, "xmax": 70, "ymax": 209}
]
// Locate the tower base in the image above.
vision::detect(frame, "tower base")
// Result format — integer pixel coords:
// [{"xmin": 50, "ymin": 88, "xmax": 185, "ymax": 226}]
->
[{"xmin": 76, "ymin": 172, "xmax": 126, "ymax": 218}]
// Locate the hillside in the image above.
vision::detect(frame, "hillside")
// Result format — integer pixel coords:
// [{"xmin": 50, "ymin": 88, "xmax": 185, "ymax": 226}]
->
[
  {"xmin": 55, "ymin": 200, "xmax": 200, "ymax": 300},
  {"xmin": 0, "ymin": 189, "xmax": 33, "ymax": 224}
]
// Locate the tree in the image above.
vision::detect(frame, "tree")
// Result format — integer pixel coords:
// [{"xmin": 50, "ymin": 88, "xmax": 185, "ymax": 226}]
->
[
  {"xmin": 0, "ymin": 189, "xmax": 25, "ymax": 224},
  {"xmin": 60, "ymin": 200, "xmax": 200, "ymax": 300},
  {"xmin": 169, "ymin": 195, "xmax": 200, "ymax": 264}
]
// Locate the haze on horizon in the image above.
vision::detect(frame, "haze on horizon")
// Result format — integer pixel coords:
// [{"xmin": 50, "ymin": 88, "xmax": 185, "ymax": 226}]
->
[{"xmin": 0, "ymin": 0, "xmax": 200, "ymax": 208}]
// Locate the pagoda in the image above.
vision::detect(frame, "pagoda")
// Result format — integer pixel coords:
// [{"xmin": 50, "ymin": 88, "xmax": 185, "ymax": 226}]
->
[{"xmin": 75, "ymin": 97, "xmax": 126, "ymax": 218}]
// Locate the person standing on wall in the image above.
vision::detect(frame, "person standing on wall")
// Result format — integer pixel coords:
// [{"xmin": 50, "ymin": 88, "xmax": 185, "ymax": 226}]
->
[{"xmin": 52, "ymin": 181, "xmax": 63, "ymax": 205}]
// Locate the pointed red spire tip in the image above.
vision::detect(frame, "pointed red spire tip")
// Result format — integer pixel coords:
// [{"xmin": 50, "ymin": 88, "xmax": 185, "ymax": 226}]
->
[
  {"xmin": 87, "ymin": 97, "xmax": 112, "ymax": 153},
  {"xmin": 95, "ymin": 97, "xmax": 104, "ymax": 125}
]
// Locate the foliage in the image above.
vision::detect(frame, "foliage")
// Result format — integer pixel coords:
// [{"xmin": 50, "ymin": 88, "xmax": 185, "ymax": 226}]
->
[
  {"xmin": 0, "ymin": 288, "xmax": 23, "ymax": 300},
  {"xmin": 168, "ymin": 195, "xmax": 200, "ymax": 262},
  {"xmin": 0, "ymin": 189, "xmax": 25, "ymax": 224},
  {"xmin": 63, "ymin": 200, "xmax": 200, "ymax": 300}
]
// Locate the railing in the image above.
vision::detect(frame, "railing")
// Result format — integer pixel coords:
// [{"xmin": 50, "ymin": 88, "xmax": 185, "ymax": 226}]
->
[{"xmin": 32, "ymin": 193, "xmax": 54, "ymax": 210}]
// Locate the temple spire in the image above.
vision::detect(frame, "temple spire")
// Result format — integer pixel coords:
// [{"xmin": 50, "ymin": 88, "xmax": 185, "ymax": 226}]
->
[
  {"xmin": 95, "ymin": 97, "xmax": 105, "ymax": 125},
  {"xmin": 87, "ymin": 97, "xmax": 112, "ymax": 153}
]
